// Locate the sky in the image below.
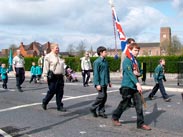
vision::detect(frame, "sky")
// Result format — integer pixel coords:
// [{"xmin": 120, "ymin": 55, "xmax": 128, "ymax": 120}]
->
[{"xmin": 0, "ymin": 0, "xmax": 183, "ymax": 52}]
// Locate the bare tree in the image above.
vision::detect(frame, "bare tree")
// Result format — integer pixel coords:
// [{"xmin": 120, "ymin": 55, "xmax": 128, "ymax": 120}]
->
[
  {"xmin": 171, "ymin": 35, "xmax": 183, "ymax": 55},
  {"xmin": 66, "ymin": 43, "xmax": 75, "ymax": 56},
  {"xmin": 76, "ymin": 40, "xmax": 86, "ymax": 57}
]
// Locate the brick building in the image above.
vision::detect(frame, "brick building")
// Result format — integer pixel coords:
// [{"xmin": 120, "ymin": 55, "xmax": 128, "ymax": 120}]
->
[{"xmin": 108, "ymin": 27, "xmax": 171, "ymax": 57}]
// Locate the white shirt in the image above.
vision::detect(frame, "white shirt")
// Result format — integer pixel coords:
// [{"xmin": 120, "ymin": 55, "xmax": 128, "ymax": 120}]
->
[
  {"xmin": 13, "ymin": 55, "xmax": 25, "ymax": 68},
  {"xmin": 81, "ymin": 57, "xmax": 92, "ymax": 71}
]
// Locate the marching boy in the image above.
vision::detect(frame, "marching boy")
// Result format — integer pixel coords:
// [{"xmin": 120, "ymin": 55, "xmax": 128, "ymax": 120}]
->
[{"xmin": 1, "ymin": 63, "xmax": 9, "ymax": 89}]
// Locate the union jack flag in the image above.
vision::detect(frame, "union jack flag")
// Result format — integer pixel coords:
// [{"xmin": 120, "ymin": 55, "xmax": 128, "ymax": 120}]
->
[{"xmin": 111, "ymin": 6, "xmax": 138, "ymax": 71}]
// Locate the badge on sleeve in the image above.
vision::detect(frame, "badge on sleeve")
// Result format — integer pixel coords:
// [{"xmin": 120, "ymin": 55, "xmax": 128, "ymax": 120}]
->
[{"xmin": 127, "ymin": 66, "xmax": 131, "ymax": 70}]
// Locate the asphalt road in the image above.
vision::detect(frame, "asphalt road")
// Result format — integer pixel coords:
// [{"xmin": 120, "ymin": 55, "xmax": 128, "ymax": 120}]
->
[{"xmin": 0, "ymin": 76, "xmax": 183, "ymax": 137}]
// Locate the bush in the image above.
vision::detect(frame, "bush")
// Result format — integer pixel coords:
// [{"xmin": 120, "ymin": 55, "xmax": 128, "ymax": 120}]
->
[{"xmin": 0, "ymin": 55, "xmax": 182, "ymax": 73}]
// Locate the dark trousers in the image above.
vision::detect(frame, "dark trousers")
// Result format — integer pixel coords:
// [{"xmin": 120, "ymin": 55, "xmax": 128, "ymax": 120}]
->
[
  {"xmin": 112, "ymin": 87, "xmax": 144, "ymax": 127},
  {"xmin": 148, "ymin": 80, "xmax": 169, "ymax": 99},
  {"xmin": 82, "ymin": 70, "xmax": 90, "ymax": 86},
  {"xmin": 91, "ymin": 86, "xmax": 107, "ymax": 113},
  {"xmin": 30, "ymin": 75, "xmax": 37, "ymax": 83},
  {"xmin": 2, "ymin": 78, "xmax": 8, "ymax": 88},
  {"xmin": 37, "ymin": 75, "xmax": 41, "ymax": 80},
  {"xmin": 43, "ymin": 74, "xmax": 64, "ymax": 109},
  {"xmin": 15, "ymin": 68, "xmax": 25, "ymax": 89}
]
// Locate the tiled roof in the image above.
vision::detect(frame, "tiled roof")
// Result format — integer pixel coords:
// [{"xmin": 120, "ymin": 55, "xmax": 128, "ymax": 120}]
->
[{"xmin": 138, "ymin": 42, "xmax": 160, "ymax": 48}]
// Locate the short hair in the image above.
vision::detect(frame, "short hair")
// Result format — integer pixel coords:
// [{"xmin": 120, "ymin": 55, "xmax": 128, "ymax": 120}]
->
[
  {"xmin": 128, "ymin": 43, "xmax": 140, "ymax": 50},
  {"xmin": 127, "ymin": 38, "xmax": 135, "ymax": 44},
  {"xmin": 97, "ymin": 46, "xmax": 106, "ymax": 56},
  {"xmin": 50, "ymin": 43, "xmax": 58, "ymax": 49},
  {"xmin": 159, "ymin": 58, "xmax": 165, "ymax": 63}
]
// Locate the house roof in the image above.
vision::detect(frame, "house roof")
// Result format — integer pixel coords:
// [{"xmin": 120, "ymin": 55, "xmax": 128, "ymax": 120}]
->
[{"xmin": 138, "ymin": 42, "xmax": 160, "ymax": 48}]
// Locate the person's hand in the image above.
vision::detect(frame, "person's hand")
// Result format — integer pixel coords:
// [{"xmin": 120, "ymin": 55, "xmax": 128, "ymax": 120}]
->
[
  {"xmin": 136, "ymin": 82, "xmax": 142, "ymax": 94},
  {"xmin": 96, "ymin": 85, "xmax": 101, "ymax": 91},
  {"xmin": 133, "ymin": 70, "xmax": 140, "ymax": 76},
  {"xmin": 109, "ymin": 83, "xmax": 112, "ymax": 88},
  {"xmin": 44, "ymin": 77, "xmax": 48, "ymax": 83},
  {"xmin": 163, "ymin": 78, "xmax": 167, "ymax": 82},
  {"xmin": 13, "ymin": 71, "xmax": 16, "ymax": 76}
]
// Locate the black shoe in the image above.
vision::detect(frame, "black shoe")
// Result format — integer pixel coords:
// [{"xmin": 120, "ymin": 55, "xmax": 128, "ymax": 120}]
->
[
  {"xmin": 42, "ymin": 103, "xmax": 47, "ymax": 110},
  {"xmin": 98, "ymin": 113, "xmax": 108, "ymax": 118},
  {"xmin": 17, "ymin": 88, "xmax": 23, "ymax": 92},
  {"xmin": 57, "ymin": 107, "xmax": 67, "ymax": 112},
  {"xmin": 84, "ymin": 84, "xmax": 89, "ymax": 87},
  {"xmin": 90, "ymin": 108, "xmax": 98, "ymax": 117},
  {"xmin": 164, "ymin": 98, "xmax": 171, "ymax": 102},
  {"xmin": 148, "ymin": 96, "xmax": 154, "ymax": 100}
]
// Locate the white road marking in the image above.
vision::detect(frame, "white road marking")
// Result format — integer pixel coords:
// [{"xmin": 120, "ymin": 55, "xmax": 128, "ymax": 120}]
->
[
  {"xmin": 41, "ymin": 93, "xmax": 73, "ymax": 98},
  {"xmin": 0, "ymin": 129, "xmax": 12, "ymax": 137},
  {"xmin": 79, "ymin": 131, "xmax": 87, "ymax": 134},
  {"xmin": 0, "ymin": 90, "xmax": 118, "ymax": 113},
  {"xmin": 99, "ymin": 124, "xmax": 106, "ymax": 128},
  {"xmin": 145, "ymin": 111, "xmax": 151, "ymax": 114},
  {"xmin": 141, "ymin": 85, "xmax": 183, "ymax": 93},
  {"xmin": 0, "ymin": 88, "xmax": 15, "ymax": 92},
  {"xmin": 131, "ymin": 116, "xmax": 137, "ymax": 119}
]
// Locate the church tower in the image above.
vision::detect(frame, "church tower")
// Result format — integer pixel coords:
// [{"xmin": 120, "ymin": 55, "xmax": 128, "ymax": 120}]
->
[{"xmin": 160, "ymin": 27, "xmax": 171, "ymax": 55}]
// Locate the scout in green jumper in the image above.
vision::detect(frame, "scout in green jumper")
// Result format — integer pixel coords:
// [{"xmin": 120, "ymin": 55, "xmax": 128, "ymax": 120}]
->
[
  {"xmin": 1, "ymin": 63, "xmax": 9, "ymax": 89},
  {"xmin": 29, "ymin": 62, "xmax": 37, "ymax": 83},
  {"xmin": 90, "ymin": 46, "xmax": 111, "ymax": 118},
  {"xmin": 112, "ymin": 43, "xmax": 151, "ymax": 130},
  {"xmin": 148, "ymin": 59, "xmax": 171, "ymax": 102}
]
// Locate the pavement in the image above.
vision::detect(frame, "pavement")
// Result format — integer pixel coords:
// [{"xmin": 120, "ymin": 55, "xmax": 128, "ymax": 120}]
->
[{"xmin": 8, "ymin": 71, "xmax": 183, "ymax": 93}]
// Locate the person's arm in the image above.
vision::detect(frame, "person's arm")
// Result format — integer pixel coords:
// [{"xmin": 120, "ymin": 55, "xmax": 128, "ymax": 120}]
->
[
  {"xmin": 42, "ymin": 55, "xmax": 49, "ymax": 81},
  {"xmin": 154, "ymin": 65, "xmax": 160, "ymax": 83},
  {"xmin": 22, "ymin": 57, "xmax": 25, "ymax": 70},
  {"xmin": 12, "ymin": 57, "xmax": 16, "ymax": 75},
  {"xmin": 93, "ymin": 61, "xmax": 100, "ymax": 87},
  {"xmin": 81, "ymin": 58, "xmax": 84, "ymax": 71},
  {"xmin": 89, "ymin": 58, "xmax": 92, "ymax": 70}
]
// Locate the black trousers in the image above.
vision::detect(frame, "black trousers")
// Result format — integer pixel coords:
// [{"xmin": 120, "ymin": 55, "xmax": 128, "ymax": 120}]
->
[
  {"xmin": 91, "ymin": 86, "xmax": 107, "ymax": 113},
  {"xmin": 112, "ymin": 87, "xmax": 144, "ymax": 127},
  {"xmin": 30, "ymin": 75, "xmax": 37, "ymax": 83},
  {"xmin": 2, "ymin": 78, "xmax": 8, "ymax": 88},
  {"xmin": 148, "ymin": 80, "xmax": 169, "ymax": 99},
  {"xmin": 43, "ymin": 74, "xmax": 64, "ymax": 109},
  {"xmin": 82, "ymin": 70, "xmax": 90, "ymax": 86},
  {"xmin": 15, "ymin": 68, "xmax": 25, "ymax": 89}
]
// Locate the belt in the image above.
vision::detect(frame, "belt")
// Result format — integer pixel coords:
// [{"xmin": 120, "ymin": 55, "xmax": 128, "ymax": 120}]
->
[{"xmin": 54, "ymin": 74, "xmax": 63, "ymax": 78}]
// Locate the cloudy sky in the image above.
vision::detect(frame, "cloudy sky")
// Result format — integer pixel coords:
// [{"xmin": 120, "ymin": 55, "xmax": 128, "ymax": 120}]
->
[{"xmin": 0, "ymin": 0, "xmax": 183, "ymax": 51}]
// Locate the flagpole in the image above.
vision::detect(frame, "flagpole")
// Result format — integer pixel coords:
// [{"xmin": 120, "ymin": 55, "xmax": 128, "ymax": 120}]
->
[
  {"xmin": 109, "ymin": 0, "xmax": 118, "ymax": 59},
  {"xmin": 109, "ymin": 0, "xmax": 147, "ymax": 109}
]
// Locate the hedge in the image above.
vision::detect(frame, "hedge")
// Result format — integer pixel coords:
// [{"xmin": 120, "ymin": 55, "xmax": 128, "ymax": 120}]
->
[{"xmin": 0, "ymin": 55, "xmax": 182, "ymax": 73}]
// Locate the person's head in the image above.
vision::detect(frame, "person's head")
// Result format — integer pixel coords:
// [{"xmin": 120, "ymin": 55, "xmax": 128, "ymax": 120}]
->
[
  {"xmin": 1, "ymin": 63, "xmax": 6, "ymax": 68},
  {"xmin": 159, "ymin": 59, "xmax": 165, "ymax": 66},
  {"xmin": 97, "ymin": 46, "xmax": 107, "ymax": 57},
  {"xmin": 16, "ymin": 49, "xmax": 21, "ymax": 56},
  {"xmin": 128, "ymin": 43, "xmax": 140, "ymax": 57},
  {"xmin": 85, "ymin": 51, "xmax": 89, "ymax": 57},
  {"xmin": 51, "ymin": 43, "xmax": 59, "ymax": 54},
  {"xmin": 32, "ymin": 62, "xmax": 36, "ymax": 66},
  {"xmin": 127, "ymin": 38, "xmax": 135, "ymax": 44}
]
